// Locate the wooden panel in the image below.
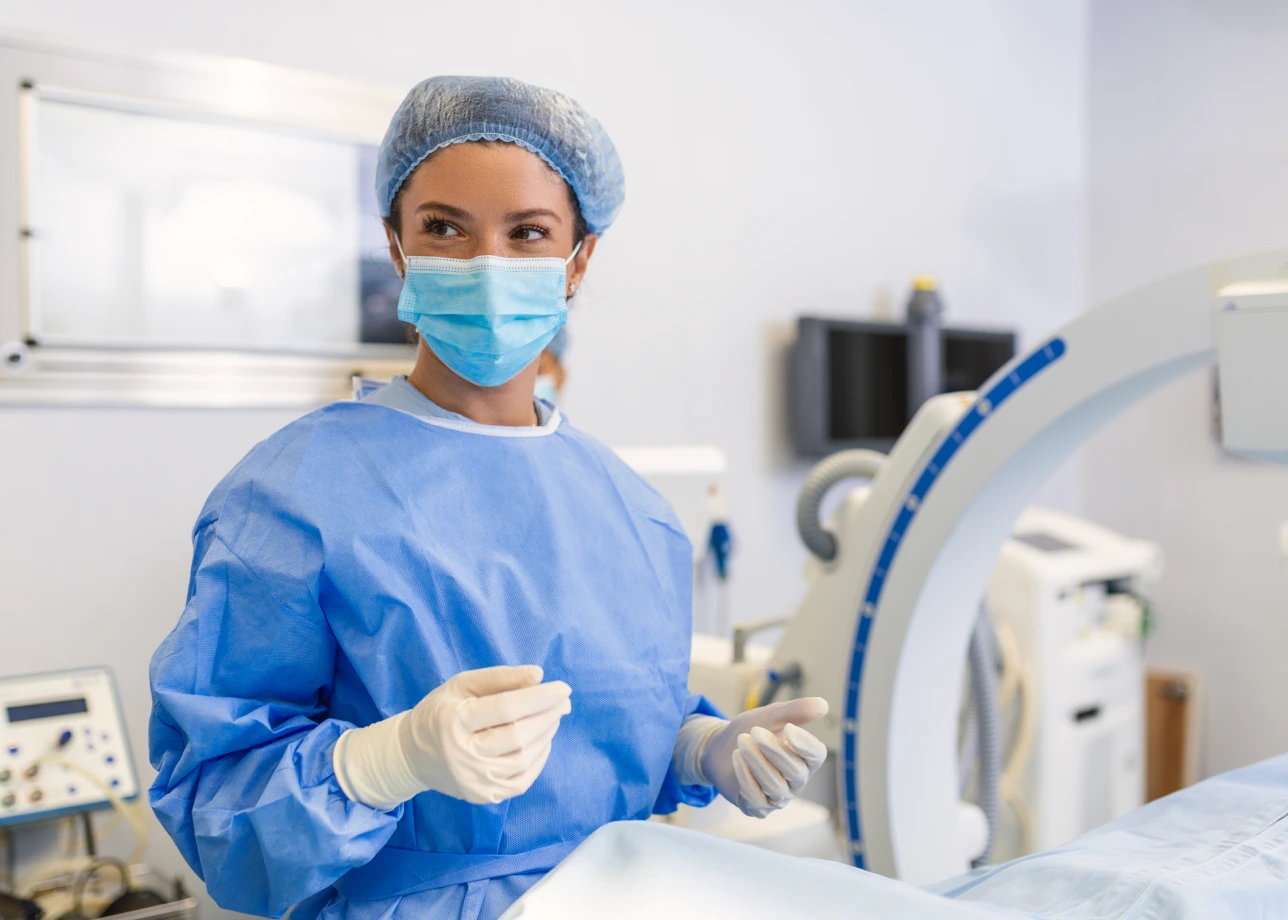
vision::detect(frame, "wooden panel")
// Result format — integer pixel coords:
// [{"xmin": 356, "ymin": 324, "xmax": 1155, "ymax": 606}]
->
[{"xmin": 1146, "ymin": 669, "xmax": 1199, "ymax": 802}]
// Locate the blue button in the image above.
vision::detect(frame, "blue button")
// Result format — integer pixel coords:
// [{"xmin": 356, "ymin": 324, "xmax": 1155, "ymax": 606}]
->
[
  {"xmin": 105, "ymin": 755, "xmax": 115, "ymax": 765},
  {"xmin": 68, "ymin": 786, "xmax": 77, "ymax": 795},
  {"xmin": 110, "ymin": 778, "xmax": 120, "ymax": 787},
  {"xmin": 6, "ymin": 746, "xmax": 16, "ymax": 756}
]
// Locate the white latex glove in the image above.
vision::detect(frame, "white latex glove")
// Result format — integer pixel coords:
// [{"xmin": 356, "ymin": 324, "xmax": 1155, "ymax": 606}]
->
[
  {"xmin": 697, "ymin": 697, "xmax": 828, "ymax": 818},
  {"xmin": 334, "ymin": 665, "xmax": 572, "ymax": 809}
]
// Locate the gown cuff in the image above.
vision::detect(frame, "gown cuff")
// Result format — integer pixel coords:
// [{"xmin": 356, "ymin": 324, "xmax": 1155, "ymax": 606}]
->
[
  {"xmin": 333, "ymin": 711, "xmax": 422, "ymax": 811},
  {"xmin": 671, "ymin": 714, "xmax": 727, "ymax": 787}
]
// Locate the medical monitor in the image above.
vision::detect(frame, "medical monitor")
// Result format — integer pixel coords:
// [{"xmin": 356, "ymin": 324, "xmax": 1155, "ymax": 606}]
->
[{"xmin": 790, "ymin": 317, "xmax": 1016, "ymax": 457}]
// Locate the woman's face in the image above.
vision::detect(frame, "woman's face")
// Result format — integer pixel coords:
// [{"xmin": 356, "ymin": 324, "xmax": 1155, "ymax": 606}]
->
[{"xmin": 386, "ymin": 141, "xmax": 595, "ymax": 295}]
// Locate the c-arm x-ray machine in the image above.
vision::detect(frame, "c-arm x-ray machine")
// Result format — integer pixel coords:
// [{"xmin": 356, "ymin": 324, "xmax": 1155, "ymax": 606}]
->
[{"xmin": 767, "ymin": 251, "xmax": 1288, "ymax": 884}]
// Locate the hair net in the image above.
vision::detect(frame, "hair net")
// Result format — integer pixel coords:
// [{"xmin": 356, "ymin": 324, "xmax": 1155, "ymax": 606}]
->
[
  {"xmin": 545, "ymin": 326, "xmax": 570, "ymax": 361},
  {"xmin": 376, "ymin": 76, "xmax": 625, "ymax": 235}
]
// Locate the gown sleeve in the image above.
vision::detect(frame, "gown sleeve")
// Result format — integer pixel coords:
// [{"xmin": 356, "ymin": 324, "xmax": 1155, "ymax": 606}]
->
[
  {"xmin": 651, "ymin": 692, "xmax": 722, "ymax": 815},
  {"xmin": 149, "ymin": 514, "xmax": 399, "ymax": 917}
]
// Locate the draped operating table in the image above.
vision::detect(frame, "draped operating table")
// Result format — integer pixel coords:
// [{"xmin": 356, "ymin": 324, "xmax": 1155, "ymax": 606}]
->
[{"xmin": 505, "ymin": 251, "xmax": 1288, "ymax": 918}]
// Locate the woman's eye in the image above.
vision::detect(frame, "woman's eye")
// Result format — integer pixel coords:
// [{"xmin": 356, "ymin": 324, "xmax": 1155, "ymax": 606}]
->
[
  {"xmin": 425, "ymin": 220, "xmax": 459, "ymax": 237},
  {"xmin": 513, "ymin": 226, "xmax": 547, "ymax": 241}
]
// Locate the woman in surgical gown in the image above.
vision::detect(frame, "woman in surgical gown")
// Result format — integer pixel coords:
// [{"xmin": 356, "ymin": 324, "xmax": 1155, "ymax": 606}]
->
[{"xmin": 149, "ymin": 76, "xmax": 828, "ymax": 920}]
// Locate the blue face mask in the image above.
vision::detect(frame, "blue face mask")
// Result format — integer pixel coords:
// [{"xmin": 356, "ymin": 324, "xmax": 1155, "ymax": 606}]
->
[{"xmin": 395, "ymin": 237, "xmax": 579, "ymax": 388}]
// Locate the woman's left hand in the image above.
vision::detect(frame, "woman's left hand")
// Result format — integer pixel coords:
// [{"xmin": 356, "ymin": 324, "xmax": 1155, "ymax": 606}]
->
[{"xmin": 700, "ymin": 697, "xmax": 829, "ymax": 818}]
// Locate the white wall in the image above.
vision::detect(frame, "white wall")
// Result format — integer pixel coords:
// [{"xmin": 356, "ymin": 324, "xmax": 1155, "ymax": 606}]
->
[
  {"xmin": 0, "ymin": 1, "xmax": 1088, "ymax": 913},
  {"xmin": 1084, "ymin": 0, "xmax": 1288, "ymax": 777},
  {"xmin": 0, "ymin": 409, "xmax": 302, "ymax": 907}
]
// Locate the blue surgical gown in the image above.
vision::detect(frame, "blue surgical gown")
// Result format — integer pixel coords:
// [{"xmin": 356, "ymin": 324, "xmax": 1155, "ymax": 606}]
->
[{"xmin": 148, "ymin": 401, "xmax": 718, "ymax": 920}]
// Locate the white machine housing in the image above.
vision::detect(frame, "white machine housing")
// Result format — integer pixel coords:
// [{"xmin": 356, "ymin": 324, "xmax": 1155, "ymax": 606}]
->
[
  {"xmin": 766, "ymin": 251, "xmax": 1288, "ymax": 884},
  {"xmin": 0, "ymin": 667, "xmax": 140, "ymax": 827},
  {"xmin": 988, "ymin": 507, "xmax": 1160, "ymax": 859},
  {"xmin": 1215, "ymin": 280, "xmax": 1288, "ymax": 463},
  {"xmin": 682, "ymin": 505, "xmax": 1158, "ymax": 867}
]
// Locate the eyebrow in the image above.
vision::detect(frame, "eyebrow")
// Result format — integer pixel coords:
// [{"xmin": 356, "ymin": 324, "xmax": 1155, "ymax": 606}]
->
[
  {"xmin": 415, "ymin": 201, "xmax": 472, "ymax": 219},
  {"xmin": 505, "ymin": 208, "xmax": 564, "ymax": 224},
  {"xmin": 412, "ymin": 203, "xmax": 564, "ymax": 225}
]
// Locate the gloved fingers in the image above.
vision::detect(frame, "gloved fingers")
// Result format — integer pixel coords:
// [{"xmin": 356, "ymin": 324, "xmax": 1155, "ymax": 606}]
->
[
  {"xmin": 472, "ymin": 698, "xmax": 572, "ymax": 757},
  {"xmin": 451, "ymin": 664, "xmax": 544, "ymax": 697},
  {"xmin": 749, "ymin": 726, "xmax": 810, "ymax": 794},
  {"xmin": 460, "ymin": 739, "xmax": 553, "ymax": 806},
  {"xmin": 457, "ymin": 784, "xmax": 505, "ymax": 806},
  {"xmin": 460, "ymin": 679, "xmax": 572, "ymax": 731},
  {"xmin": 748, "ymin": 697, "xmax": 829, "ymax": 733},
  {"xmin": 500, "ymin": 735, "xmax": 555, "ymax": 797},
  {"xmin": 781, "ymin": 722, "xmax": 828, "ymax": 772},
  {"xmin": 487, "ymin": 718, "xmax": 562, "ymax": 779},
  {"xmin": 482, "ymin": 731, "xmax": 556, "ymax": 802},
  {"xmin": 736, "ymin": 731, "xmax": 791, "ymax": 803},
  {"xmin": 732, "ymin": 749, "xmax": 777, "ymax": 818},
  {"xmin": 449, "ymin": 722, "xmax": 557, "ymax": 807}
]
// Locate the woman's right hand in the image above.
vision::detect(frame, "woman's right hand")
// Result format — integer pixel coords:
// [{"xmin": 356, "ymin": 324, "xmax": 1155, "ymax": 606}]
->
[
  {"xmin": 334, "ymin": 665, "xmax": 572, "ymax": 809},
  {"xmin": 400, "ymin": 665, "xmax": 572, "ymax": 804}
]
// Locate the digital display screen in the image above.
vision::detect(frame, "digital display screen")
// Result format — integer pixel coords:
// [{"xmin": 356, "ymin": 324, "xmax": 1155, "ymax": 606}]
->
[
  {"xmin": 827, "ymin": 326, "xmax": 909, "ymax": 440},
  {"xmin": 7, "ymin": 697, "xmax": 89, "ymax": 723},
  {"xmin": 942, "ymin": 330, "xmax": 1017, "ymax": 393},
  {"xmin": 821, "ymin": 325, "xmax": 1016, "ymax": 443}
]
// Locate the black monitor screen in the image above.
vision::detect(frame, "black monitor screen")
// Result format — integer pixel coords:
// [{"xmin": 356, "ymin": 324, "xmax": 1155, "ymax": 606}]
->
[
  {"xmin": 942, "ymin": 330, "xmax": 1016, "ymax": 393},
  {"xmin": 792, "ymin": 317, "xmax": 1018, "ymax": 457},
  {"xmin": 827, "ymin": 326, "xmax": 908, "ymax": 440}
]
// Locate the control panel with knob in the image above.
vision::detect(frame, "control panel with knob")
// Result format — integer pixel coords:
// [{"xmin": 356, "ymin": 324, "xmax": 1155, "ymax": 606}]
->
[{"xmin": 0, "ymin": 668, "xmax": 139, "ymax": 827}]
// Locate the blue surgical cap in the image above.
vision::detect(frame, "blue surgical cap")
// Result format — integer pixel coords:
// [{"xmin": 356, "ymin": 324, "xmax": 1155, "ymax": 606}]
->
[{"xmin": 376, "ymin": 75, "xmax": 625, "ymax": 235}]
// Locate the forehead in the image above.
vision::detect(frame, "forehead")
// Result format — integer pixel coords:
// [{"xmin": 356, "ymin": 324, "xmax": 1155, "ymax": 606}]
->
[{"xmin": 402, "ymin": 141, "xmax": 569, "ymax": 207}]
